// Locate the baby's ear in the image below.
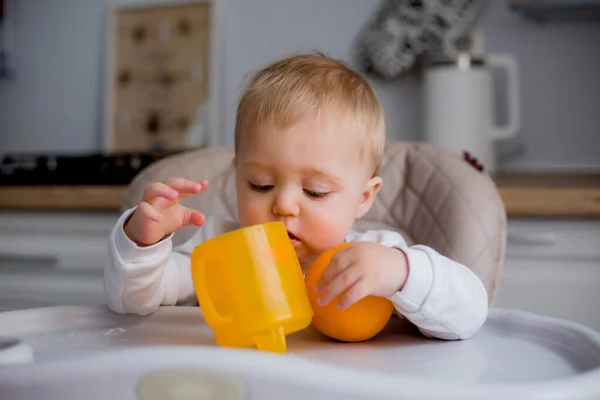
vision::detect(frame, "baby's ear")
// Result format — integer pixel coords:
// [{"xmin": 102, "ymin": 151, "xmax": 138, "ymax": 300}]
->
[{"xmin": 356, "ymin": 176, "xmax": 382, "ymax": 220}]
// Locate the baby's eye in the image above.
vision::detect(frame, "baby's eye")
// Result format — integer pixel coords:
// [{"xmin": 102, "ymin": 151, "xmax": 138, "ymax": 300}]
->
[
  {"xmin": 248, "ymin": 182, "xmax": 274, "ymax": 192},
  {"xmin": 304, "ymin": 189, "xmax": 331, "ymax": 199}
]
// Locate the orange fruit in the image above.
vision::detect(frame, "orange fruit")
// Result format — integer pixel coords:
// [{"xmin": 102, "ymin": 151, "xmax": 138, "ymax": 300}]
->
[{"xmin": 305, "ymin": 243, "xmax": 395, "ymax": 342}]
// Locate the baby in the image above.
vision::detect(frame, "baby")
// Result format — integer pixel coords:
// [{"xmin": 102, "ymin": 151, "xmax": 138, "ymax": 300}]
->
[{"xmin": 104, "ymin": 53, "xmax": 488, "ymax": 340}]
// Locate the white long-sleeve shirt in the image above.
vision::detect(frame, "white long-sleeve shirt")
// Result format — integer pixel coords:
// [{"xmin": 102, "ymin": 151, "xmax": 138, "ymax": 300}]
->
[{"xmin": 105, "ymin": 208, "xmax": 489, "ymax": 340}]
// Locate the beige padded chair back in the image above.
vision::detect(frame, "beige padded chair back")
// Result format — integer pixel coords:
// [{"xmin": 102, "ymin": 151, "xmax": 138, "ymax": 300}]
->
[{"xmin": 122, "ymin": 141, "xmax": 506, "ymax": 305}]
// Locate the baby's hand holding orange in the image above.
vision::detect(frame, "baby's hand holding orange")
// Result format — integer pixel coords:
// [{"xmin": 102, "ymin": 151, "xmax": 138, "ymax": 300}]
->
[
  {"xmin": 305, "ymin": 242, "xmax": 408, "ymax": 342},
  {"xmin": 315, "ymin": 242, "xmax": 408, "ymax": 309}
]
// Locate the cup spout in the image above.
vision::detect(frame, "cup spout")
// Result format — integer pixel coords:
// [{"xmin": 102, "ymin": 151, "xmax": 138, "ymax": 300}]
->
[{"xmin": 254, "ymin": 326, "xmax": 287, "ymax": 353}]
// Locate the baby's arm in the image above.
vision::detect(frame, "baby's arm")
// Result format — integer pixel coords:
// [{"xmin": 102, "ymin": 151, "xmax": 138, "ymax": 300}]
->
[
  {"xmin": 104, "ymin": 177, "xmax": 236, "ymax": 315},
  {"xmin": 105, "ymin": 208, "xmax": 192, "ymax": 315},
  {"xmin": 104, "ymin": 178, "xmax": 206, "ymax": 315},
  {"xmin": 105, "ymin": 208, "xmax": 198, "ymax": 315},
  {"xmin": 348, "ymin": 230, "xmax": 489, "ymax": 340},
  {"xmin": 104, "ymin": 208, "xmax": 238, "ymax": 315}
]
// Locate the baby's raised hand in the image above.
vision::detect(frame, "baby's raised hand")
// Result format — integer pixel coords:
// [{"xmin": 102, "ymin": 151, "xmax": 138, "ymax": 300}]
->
[
  {"xmin": 315, "ymin": 242, "xmax": 409, "ymax": 310},
  {"xmin": 123, "ymin": 178, "xmax": 209, "ymax": 246}
]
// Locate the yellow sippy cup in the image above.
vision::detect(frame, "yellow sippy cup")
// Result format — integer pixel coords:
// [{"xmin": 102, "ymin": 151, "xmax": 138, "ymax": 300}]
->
[{"xmin": 191, "ymin": 221, "xmax": 313, "ymax": 353}]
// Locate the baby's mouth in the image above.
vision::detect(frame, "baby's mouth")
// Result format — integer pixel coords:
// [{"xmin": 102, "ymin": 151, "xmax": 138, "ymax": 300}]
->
[{"xmin": 287, "ymin": 231, "xmax": 301, "ymax": 245}]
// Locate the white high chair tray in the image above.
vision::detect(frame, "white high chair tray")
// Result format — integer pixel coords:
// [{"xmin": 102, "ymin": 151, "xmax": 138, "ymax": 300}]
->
[{"xmin": 1, "ymin": 306, "xmax": 599, "ymax": 400}]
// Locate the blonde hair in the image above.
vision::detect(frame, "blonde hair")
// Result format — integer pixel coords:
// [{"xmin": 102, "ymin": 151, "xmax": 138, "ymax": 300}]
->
[{"xmin": 234, "ymin": 53, "xmax": 386, "ymax": 174}]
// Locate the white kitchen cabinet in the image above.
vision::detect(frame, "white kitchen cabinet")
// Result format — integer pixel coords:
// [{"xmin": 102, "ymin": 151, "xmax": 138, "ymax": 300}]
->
[
  {"xmin": 0, "ymin": 211, "xmax": 118, "ymax": 311},
  {"xmin": 497, "ymin": 218, "xmax": 600, "ymax": 332}
]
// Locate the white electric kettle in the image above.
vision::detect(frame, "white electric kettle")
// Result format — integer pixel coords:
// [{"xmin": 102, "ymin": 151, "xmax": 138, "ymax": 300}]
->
[{"xmin": 423, "ymin": 52, "xmax": 521, "ymax": 174}]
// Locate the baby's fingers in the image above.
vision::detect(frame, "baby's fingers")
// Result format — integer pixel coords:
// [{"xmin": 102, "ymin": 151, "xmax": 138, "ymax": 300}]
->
[
  {"xmin": 337, "ymin": 280, "xmax": 370, "ymax": 310},
  {"xmin": 316, "ymin": 248, "xmax": 352, "ymax": 292},
  {"xmin": 164, "ymin": 178, "xmax": 209, "ymax": 199},
  {"xmin": 317, "ymin": 263, "xmax": 362, "ymax": 307},
  {"xmin": 143, "ymin": 182, "xmax": 179, "ymax": 204},
  {"xmin": 159, "ymin": 206, "xmax": 205, "ymax": 235},
  {"xmin": 180, "ymin": 207, "xmax": 206, "ymax": 227},
  {"xmin": 137, "ymin": 201, "xmax": 163, "ymax": 223}
]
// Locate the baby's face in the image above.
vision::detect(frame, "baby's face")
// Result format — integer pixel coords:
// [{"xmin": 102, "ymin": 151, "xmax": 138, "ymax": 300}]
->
[{"xmin": 234, "ymin": 114, "xmax": 380, "ymax": 262}]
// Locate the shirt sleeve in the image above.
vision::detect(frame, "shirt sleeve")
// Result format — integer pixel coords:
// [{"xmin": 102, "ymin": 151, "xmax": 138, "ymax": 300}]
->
[
  {"xmin": 346, "ymin": 229, "xmax": 489, "ymax": 340},
  {"xmin": 103, "ymin": 207, "xmax": 238, "ymax": 315}
]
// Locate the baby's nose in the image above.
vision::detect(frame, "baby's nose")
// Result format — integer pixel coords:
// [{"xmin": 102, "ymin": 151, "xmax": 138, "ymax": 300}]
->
[{"xmin": 272, "ymin": 191, "xmax": 299, "ymax": 217}]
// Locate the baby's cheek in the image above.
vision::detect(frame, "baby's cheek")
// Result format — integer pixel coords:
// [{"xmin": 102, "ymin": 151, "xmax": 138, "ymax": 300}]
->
[
  {"xmin": 238, "ymin": 198, "xmax": 270, "ymax": 227},
  {"xmin": 308, "ymin": 209, "xmax": 353, "ymax": 251}
]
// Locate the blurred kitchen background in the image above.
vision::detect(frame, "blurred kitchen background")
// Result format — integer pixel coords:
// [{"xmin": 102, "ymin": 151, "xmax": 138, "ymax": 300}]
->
[{"xmin": 0, "ymin": 0, "xmax": 599, "ymax": 330}]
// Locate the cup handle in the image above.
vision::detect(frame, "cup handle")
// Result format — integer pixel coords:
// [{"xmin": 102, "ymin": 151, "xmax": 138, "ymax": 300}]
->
[
  {"xmin": 191, "ymin": 245, "xmax": 230, "ymax": 326},
  {"xmin": 489, "ymin": 54, "xmax": 522, "ymax": 141}
]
